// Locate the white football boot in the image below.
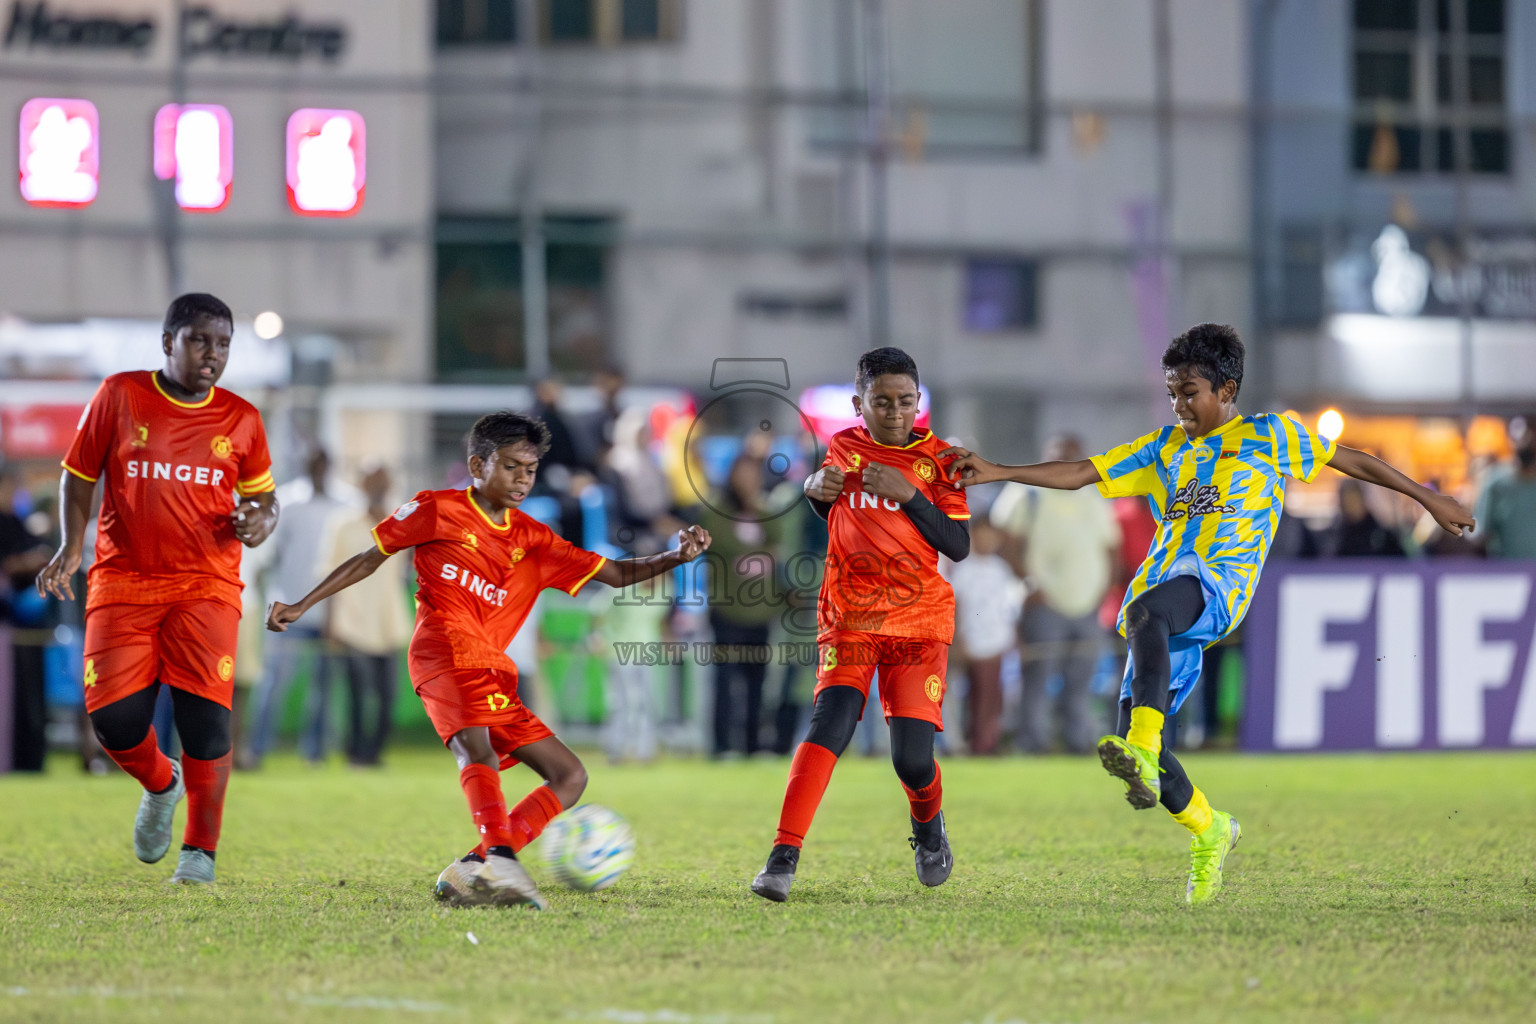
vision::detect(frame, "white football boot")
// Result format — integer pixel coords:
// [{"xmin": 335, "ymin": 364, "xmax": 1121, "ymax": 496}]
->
[
  {"xmin": 473, "ymin": 853, "xmax": 547, "ymax": 910},
  {"xmin": 134, "ymin": 760, "xmax": 185, "ymax": 864},
  {"xmin": 168, "ymin": 848, "xmax": 216, "ymax": 885},
  {"xmin": 434, "ymin": 854, "xmax": 487, "ymax": 906}
]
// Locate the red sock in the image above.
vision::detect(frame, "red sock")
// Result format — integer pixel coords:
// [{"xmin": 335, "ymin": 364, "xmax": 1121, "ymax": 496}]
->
[
  {"xmin": 902, "ymin": 762, "xmax": 943, "ymax": 823},
  {"xmin": 774, "ymin": 742, "xmax": 839, "ymax": 848},
  {"xmin": 103, "ymin": 729, "xmax": 174, "ymax": 793},
  {"xmin": 459, "ymin": 764, "xmax": 516, "ymax": 851},
  {"xmin": 182, "ymin": 753, "xmax": 231, "ymax": 852},
  {"xmin": 508, "ymin": 784, "xmax": 565, "ymax": 852}
]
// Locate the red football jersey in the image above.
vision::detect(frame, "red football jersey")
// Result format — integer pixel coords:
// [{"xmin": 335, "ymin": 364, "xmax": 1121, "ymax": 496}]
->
[
  {"xmin": 371, "ymin": 488, "xmax": 607, "ymax": 688},
  {"xmin": 817, "ymin": 427, "xmax": 969, "ymax": 643},
  {"xmin": 63, "ymin": 370, "xmax": 275, "ymax": 612}
]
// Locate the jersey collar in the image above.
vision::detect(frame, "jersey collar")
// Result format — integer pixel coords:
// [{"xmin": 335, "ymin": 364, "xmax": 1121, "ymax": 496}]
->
[
  {"xmin": 860, "ymin": 426, "xmax": 932, "ymax": 450},
  {"xmin": 462, "ymin": 487, "xmax": 513, "ymax": 532},
  {"xmin": 151, "ymin": 370, "xmax": 217, "ymax": 409},
  {"xmin": 1185, "ymin": 415, "xmax": 1244, "ymax": 445}
]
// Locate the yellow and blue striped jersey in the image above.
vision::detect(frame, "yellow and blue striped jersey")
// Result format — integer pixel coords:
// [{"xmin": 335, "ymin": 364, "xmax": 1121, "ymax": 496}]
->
[{"xmin": 1090, "ymin": 413, "xmax": 1336, "ymax": 639}]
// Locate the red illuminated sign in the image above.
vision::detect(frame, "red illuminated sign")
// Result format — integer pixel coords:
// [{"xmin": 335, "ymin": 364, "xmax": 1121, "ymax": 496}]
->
[
  {"xmin": 18, "ymin": 97, "xmax": 99, "ymax": 208},
  {"xmin": 285, "ymin": 107, "xmax": 365, "ymax": 217},
  {"xmin": 0, "ymin": 404, "xmax": 88, "ymax": 459},
  {"xmin": 153, "ymin": 104, "xmax": 234, "ymax": 213}
]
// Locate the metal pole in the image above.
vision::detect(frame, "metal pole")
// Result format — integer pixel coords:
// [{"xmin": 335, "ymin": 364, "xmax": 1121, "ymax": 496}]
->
[
  {"xmin": 1248, "ymin": 0, "xmax": 1279, "ymax": 412},
  {"xmin": 517, "ymin": 0, "xmax": 550, "ymax": 378},
  {"xmin": 834, "ymin": 0, "xmax": 867, "ymax": 355},
  {"xmin": 860, "ymin": 0, "xmax": 891, "ymax": 349},
  {"xmin": 1147, "ymin": 0, "xmax": 1175, "ymax": 422},
  {"xmin": 1153, "ymin": 0, "xmax": 1174, "ymax": 243},
  {"xmin": 154, "ymin": 0, "xmax": 189, "ymax": 295},
  {"xmin": 1448, "ymin": 0, "xmax": 1476, "ymax": 426}
]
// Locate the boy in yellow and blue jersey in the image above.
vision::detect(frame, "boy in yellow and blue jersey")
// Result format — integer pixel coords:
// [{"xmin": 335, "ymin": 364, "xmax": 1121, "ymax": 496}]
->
[{"xmin": 942, "ymin": 323, "xmax": 1473, "ymax": 904}]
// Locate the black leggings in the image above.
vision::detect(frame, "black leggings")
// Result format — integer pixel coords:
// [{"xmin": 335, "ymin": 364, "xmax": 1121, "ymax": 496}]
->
[
  {"xmin": 803, "ymin": 684, "xmax": 936, "ymax": 792},
  {"xmin": 90, "ymin": 683, "xmax": 232, "ymax": 761},
  {"xmin": 1115, "ymin": 696, "xmax": 1194, "ymax": 815},
  {"xmin": 1124, "ymin": 575, "xmax": 1206, "ymax": 713}
]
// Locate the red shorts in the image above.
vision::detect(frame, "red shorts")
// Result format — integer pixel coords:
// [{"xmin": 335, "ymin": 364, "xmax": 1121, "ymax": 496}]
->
[
  {"xmin": 82, "ymin": 600, "xmax": 241, "ymax": 713},
  {"xmin": 814, "ymin": 629, "xmax": 950, "ymax": 729},
  {"xmin": 416, "ymin": 669, "xmax": 554, "ymax": 766}
]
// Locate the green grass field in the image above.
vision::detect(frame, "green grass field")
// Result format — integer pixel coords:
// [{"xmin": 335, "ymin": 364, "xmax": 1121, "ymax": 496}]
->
[{"xmin": 2, "ymin": 748, "xmax": 1533, "ymax": 1024}]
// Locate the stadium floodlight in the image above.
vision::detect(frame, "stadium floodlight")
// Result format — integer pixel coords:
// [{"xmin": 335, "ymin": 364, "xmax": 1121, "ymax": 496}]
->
[
  {"xmin": 1317, "ymin": 408, "xmax": 1345, "ymax": 441},
  {"xmin": 19, "ymin": 98, "xmax": 99, "ymax": 208},
  {"xmin": 285, "ymin": 108, "xmax": 365, "ymax": 217},
  {"xmin": 153, "ymin": 104, "xmax": 234, "ymax": 212},
  {"xmin": 252, "ymin": 311, "xmax": 284, "ymax": 339}
]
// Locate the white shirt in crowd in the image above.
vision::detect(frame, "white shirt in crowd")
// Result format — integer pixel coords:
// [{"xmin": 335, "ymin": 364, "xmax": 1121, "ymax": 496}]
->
[
  {"xmin": 947, "ymin": 553, "xmax": 1024, "ymax": 661},
  {"xmin": 266, "ymin": 475, "xmax": 360, "ymax": 606},
  {"xmin": 322, "ymin": 508, "xmax": 414, "ymax": 656},
  {"xmin": 990, "ymin": 484, "xmax": 1120, "ymax": 619}
]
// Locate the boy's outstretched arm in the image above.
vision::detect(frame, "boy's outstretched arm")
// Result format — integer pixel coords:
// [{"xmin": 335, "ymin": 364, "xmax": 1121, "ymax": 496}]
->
[
  {"xmin": 937, "ymin": 446, "xmax": 1101, "ymax": 490},
  {"xmin": 591, "ymin": 524, "xmax": 712, "ymax": 588},
  {"xmin": 1328, "ymin": 446, "xmax": 1475, "ymax": 536},
  {"xmin": 859, "ymin": 461, "xmax": 970, "ymax": 561},
  {"xmin": 267, "ymin": 547, "xmax": 390, "ymax": 631}
]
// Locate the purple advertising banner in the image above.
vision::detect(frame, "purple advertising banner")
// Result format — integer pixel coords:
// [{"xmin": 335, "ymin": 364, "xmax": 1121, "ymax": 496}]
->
[{"xmin": 1242, "ymin": 559, "xmax": 1536, "ymax": 751}]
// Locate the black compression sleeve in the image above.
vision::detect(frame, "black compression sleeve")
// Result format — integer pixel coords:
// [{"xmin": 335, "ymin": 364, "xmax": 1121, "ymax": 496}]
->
[
  {"xmin": 806, "ymin": 495, "xmax": 833, "ymax": 520},
  {"xmin": 900, "ymin": 490, "xmax": 969, "ymax": 561}
]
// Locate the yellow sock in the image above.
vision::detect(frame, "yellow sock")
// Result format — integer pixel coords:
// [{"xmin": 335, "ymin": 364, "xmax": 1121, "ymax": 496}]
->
[
  {"xmin": 1126, "ymin": 707, "xmax": 1164, "ymax": 756},
  {"xmin": 1172, "ymin": 787, "xmax": 1214, "ymax": 835}
]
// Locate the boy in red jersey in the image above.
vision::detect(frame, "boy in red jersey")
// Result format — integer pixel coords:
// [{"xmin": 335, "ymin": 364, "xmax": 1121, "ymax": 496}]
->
[
  {"xmin": 267, "ymin": 411, "xmax": 710, "ymax": 908},
  {"xmin": 36, "ymin": 294, "xmax": 279, "ymax": 885},
  {"xmin": 750, "ymin": 347, "xmax": 970, "ymax": 902}
]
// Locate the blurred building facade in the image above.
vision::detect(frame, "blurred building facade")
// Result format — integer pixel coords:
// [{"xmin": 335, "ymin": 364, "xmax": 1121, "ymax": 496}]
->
[
  {"xmin": 435, "ymin": 0, "xmax": 1252, "ymax": 461},
  {"xmin": 1259, "ymin": 0, "xmax": 1536, "ymax": 420},
  {"xmin": 3, "ymin": 1, "xmax": 1534, "ymax": 477},
  {"xmin": 0, "ymin": 0, "xmax": 434, "ymax": 480}
]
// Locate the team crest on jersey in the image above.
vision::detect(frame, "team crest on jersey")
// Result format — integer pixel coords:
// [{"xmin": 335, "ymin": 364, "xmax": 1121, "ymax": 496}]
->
[
  {"xmin": 461, "ymin": 530, "xmax": 479, "ymax": 551},
  {"xmin": 1192, "ymin": 445, "xmax": 1216, "ymax": 463},
  {"xmin": 130, "ymin": 424, "xmax": 149, "ymax": 449},
  {"xmin": 913, "ymin": 458, "xmax": 937, "ymax": 483},
  {"xmin": 847, "ymin": 452, "xmax": 863, "ymax": 470},
  {"xmin": 210, "ymin": 435, "xmax": 233, "ymax": 459},
  {"xmin": 217, "ymin": 655, "xmax": 234, "ymax": 681},
  {"xmin": 924, "ymin": 674, "xmax": 944, "ymax": 703},
  {"xmin": 392, "ymin": 500, "xmax": 419, "ymax": 521},
  {"xmin": 509, "ymin": 547, "xmax": 526, "ymax": 566}
]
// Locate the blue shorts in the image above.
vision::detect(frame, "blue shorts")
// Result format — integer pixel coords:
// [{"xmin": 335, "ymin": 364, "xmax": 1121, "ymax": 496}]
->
[{"xmin": 1117, "ymin": 554, "xmax": 1231, "ymax": 715}]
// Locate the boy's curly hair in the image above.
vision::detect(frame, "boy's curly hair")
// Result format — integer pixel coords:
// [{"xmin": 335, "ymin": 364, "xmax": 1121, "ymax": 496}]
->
[
  {"xmin": 467, "ymin": 411, "xmax": 552, "ymax": 463},
  {"xmin": 1162, "ymin": 323, "xmax": 1244, "ymax": 396},
  {"xmin": 855, "ymin": 347, "xmax": 919, "ymax": 392}
]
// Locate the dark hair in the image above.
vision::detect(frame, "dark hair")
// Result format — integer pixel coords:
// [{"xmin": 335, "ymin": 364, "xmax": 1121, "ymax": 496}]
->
[
  {"xmin": 856, "ymin": 346, "xmax": 919, "ymax": 392},
  {"xmin": 1162, "ymin": 323, "xmax": 1244, "ymax": 396},
  {"xmin": 163, "ymin": 293, "xmax": 234, "ymax": 336},
  {"xmin": 467, "ymin": 411, "xmax": 552, "ymax": 463}
]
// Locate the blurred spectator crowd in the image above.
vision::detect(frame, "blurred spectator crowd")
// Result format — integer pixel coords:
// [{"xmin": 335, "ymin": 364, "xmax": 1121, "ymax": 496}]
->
[{"xmin": 6, "ymin": 404, "xmax": 1536, "ymax": 774}]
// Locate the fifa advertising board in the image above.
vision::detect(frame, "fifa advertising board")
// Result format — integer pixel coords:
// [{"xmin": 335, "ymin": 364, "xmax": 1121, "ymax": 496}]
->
[{"xmin": 1243, "ymin": 560, "xmax": 1536, "ymax": 751}]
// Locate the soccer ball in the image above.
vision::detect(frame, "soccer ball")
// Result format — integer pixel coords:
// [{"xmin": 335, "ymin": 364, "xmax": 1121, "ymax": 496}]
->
[{"xmin": 540, "ymin": 804, "xmax": 635, "ymax": 892}]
